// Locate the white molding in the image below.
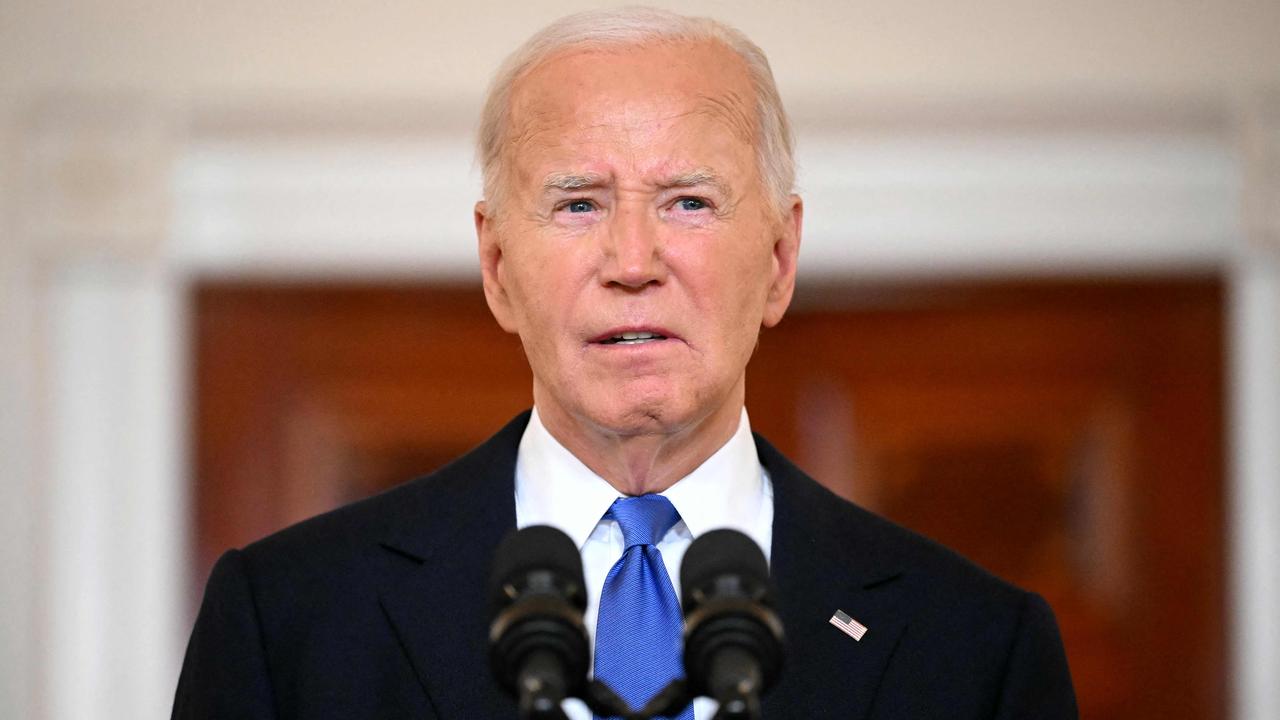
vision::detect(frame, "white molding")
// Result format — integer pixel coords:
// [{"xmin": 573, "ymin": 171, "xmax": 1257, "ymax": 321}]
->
[
  {"xmin": 1229, "ymin": 89, "xmax": 1280, "ymax": 720},
  {"xmin": 42, "ymin": 260, "xmax": 188, "ymax": 720},
  {"xmin": 6, "ymin": 94, "xmax": 189, "ymax": 720},
  {"xmin": 1240, "ymin": 92, "xmax": 1280, "ymax": 252},
  {"xmin": 796, "ymin": 127, "xmax": 1237, "ymax": 277},
  {"xmin": 0, "ymin": 94, "xmax": 36, "ymax": 720},
  {"xmin": 168, "ymin": 119, "xmax": 1240, "ymax": 280},
  {"xmin": 1228, "ymin": 251, "xmax": 1280, "ymax": 720},
  {"xmin": 170, "ymin": 135, "xmax": 484, "ymax": 278}
]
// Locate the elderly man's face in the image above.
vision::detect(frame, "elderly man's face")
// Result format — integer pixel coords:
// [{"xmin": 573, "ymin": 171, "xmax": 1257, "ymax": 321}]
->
[{"xmin": 477, "ymin": 40, "xmax": 800, "ymax": 444}]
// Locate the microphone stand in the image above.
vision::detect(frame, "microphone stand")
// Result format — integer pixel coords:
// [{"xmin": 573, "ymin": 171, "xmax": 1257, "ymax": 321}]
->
[
  {"xmin": 560, "ymin": 677, "xmax": 759, "ymax": 720},
  {"xmin": 514, "ymin": 648, "xmax": 577, "ymax": 720},
  {"xmin": 533, "ymin": 677, "xmax": 692, "ymax": 720},
  {"xmin": 699, "ymin": 646, "xmax": 763, "ymax": 720}
]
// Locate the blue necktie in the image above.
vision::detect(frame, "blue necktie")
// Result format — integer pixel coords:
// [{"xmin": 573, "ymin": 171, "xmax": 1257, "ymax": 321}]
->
[{"xmin": 593, "ymin": 495, "xmax": 693, "ymax": 720}]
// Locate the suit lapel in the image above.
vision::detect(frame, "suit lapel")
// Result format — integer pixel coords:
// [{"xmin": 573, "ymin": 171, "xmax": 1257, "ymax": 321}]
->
[
  {"xmin": 374, "ymin": 412, "xmax": 529, "ymax": 719},
  {"xmin": 758, "ymin": 436, "xmax": 909, "ymax": 720}
]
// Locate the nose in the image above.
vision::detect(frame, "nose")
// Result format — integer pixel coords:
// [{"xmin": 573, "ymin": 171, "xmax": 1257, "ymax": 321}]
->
[{"xmin": 599, "ymin": 200, "xmax": 667, "ymax": 290}]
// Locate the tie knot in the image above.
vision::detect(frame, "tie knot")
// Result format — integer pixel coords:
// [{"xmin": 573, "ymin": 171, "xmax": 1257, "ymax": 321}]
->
[{"xmin": 607, "ymin": 494, "xmax": 681, "ymax": 548}]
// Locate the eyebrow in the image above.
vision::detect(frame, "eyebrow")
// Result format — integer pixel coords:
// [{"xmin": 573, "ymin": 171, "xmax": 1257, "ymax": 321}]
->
[
  {"xmin": 663, "ymin": 169, "xmax": 732, "ymax": 196},
  {"xmin": 542, "ymin": 172, "xmax": 608, "ymax": 192},
  {"xmin": 539, "ymin": 168, "xmax": 733, "ymax": 195}
]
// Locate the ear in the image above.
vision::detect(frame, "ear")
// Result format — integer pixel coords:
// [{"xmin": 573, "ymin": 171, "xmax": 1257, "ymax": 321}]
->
[
  {"xmin": 762, "ymin": 194, "xmax": 803, "ymax": 328},
  {"xmin": 475, "ymin": 201, "xmax": 520, "ymax": 334}
]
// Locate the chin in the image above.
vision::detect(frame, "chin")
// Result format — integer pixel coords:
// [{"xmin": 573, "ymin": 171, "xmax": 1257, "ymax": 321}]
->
[
  {"xmin": 582, "ymin": 389, "xmax": 697, "ymax": 438},
  {"xmin": 585, "ymin": 403, "xmax": 682, "ymax": 438}
]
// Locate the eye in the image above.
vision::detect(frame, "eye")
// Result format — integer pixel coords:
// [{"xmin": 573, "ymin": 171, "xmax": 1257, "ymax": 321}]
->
[
  {"xmin": 563, "ymin": 199, "xmax": 596, "ymax": 213},
  {"xmin": 676, "ymin": 197, "xmax": 708, "ymax": 212}
]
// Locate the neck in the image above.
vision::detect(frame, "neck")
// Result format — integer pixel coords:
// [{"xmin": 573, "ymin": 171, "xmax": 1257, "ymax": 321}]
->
[{"xmin": 534, "ymin": 388, "xmax": 745, "ymax": 496}]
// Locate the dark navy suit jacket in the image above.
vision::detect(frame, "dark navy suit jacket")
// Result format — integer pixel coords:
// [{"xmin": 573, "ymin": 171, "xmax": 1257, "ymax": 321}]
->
[{"xmin": 173, "ymin": 411, "xmax": 1077, "ymax": 719}]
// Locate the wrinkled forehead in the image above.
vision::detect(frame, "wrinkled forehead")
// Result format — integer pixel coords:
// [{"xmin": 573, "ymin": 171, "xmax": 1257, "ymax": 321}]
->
[{"xmin": 502, "ymin": 40, "xmax": 760, "ymax": 181}]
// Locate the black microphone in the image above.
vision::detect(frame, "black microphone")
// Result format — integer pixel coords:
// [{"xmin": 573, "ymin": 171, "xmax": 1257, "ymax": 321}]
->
[
  {"xmin": 680, "ymin": 529, "xmax": 785, "ymax": 720},
  {"xmin": 488, "ymin": 525, "xmax": 591, "ymax": 720}
]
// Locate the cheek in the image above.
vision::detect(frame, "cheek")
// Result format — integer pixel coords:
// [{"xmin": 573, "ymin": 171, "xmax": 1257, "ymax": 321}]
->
[
  {"xmin": 500, "ymin": 250, "xmax": 553, "ymax": 337},
  {"xmin": 503, "ymin": 241, "xmax": 588, "ymax": 349},
  {"xmin": 679, "ymin": 237, "xmax": 773, "ymax": 316}
]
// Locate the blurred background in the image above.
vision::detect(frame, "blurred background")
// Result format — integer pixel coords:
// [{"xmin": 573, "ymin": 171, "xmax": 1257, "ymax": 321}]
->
[{"xmin": 1, "ymin": 1, "xmax": 1277, "ymax": 718}]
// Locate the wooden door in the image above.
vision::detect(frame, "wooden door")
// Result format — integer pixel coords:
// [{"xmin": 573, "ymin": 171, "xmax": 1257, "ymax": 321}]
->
[{"xmin": 193, "ymin": 278, "xmax": 1223, "ymax": 719}]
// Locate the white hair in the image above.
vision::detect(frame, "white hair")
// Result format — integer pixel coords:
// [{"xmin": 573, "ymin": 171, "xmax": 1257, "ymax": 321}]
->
[{"xmin": 477, "ymin": 6, "xmax": 795, "ymax": 218}]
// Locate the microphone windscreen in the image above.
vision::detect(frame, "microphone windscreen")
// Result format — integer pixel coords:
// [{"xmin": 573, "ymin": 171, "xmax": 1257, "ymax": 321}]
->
[
  {"xmin": 488, "ymin": 525, "xmax": 585, "ymax": 612},
  {"xmin": 486, "ymin": 524, "xmax": 591, "ymax": 703},
  {"xmin": 679, "ymin": 528, "xmax": 769, "ymax": 608}
]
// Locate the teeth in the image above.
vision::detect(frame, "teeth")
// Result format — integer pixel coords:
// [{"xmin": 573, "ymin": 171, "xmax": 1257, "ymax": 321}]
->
[{"xmin": 604, "ymin": 331, "xmax": 666, "ymax": 345}]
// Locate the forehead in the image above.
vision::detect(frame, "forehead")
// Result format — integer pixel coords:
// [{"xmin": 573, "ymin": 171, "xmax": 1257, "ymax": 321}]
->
[{"xmin": 503, "ymin": 40, "xmax": 758, "ymax": 180}]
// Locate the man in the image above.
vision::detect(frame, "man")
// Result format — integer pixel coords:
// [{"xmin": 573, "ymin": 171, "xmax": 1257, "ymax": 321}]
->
[{"xmin": 173, "ymin": 7, "xmax": 1076, "ymax": 719}]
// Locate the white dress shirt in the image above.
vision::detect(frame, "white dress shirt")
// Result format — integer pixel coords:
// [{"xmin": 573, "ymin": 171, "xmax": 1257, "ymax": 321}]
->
[{"xmin": 514, "ymin": 407, "xmax": 774, "ymax": 720}]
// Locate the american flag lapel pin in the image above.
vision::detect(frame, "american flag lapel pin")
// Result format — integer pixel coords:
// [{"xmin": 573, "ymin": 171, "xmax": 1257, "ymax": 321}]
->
[{"xmin": 829, "ymin": 609, "xmax": 869, "ymax": 641}]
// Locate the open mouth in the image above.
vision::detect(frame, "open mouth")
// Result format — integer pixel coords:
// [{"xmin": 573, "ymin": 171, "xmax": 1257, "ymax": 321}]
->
[{"xmin": 598, "ymin": 331, "xmax": 668, "ymax": 345}]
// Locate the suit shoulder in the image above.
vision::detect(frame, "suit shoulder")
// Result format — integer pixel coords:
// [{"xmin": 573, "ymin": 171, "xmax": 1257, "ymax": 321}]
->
[{"xmin": 241, "ymin": 475, "xmax": 428, "ymax": 562}]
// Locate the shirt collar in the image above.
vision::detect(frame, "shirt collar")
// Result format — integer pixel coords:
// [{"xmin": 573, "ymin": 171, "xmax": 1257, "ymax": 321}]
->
[
  {"xmin": 661, "ymin": 409, "xmax": 764, "ymax": 541},
  {"xmin": 514, "ymin": 407, "xmax": 763, "ymax": 548}
]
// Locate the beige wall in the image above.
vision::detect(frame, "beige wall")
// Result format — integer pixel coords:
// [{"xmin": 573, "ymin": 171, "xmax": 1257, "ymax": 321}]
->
[{"xmin": 3, "ymin": 0, "xmax": 1278, "ymax": 104}]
